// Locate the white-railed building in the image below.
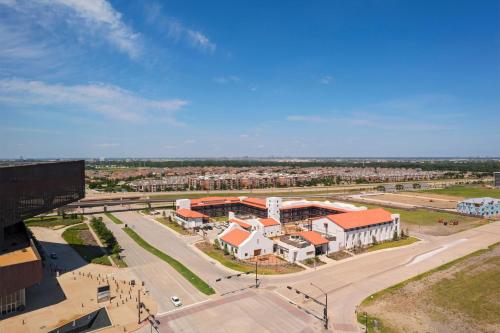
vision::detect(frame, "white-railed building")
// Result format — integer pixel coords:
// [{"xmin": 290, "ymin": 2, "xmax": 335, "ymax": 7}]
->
[
  {"xmin": 311, "ymin": 208, "xmax": 400, "ymax": 251},
  {"xmin": 275, "ymin": 231, "xmax": 335, "ymax": 263}
]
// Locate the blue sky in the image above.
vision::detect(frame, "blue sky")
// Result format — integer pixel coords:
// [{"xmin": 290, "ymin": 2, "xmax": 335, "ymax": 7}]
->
[{"xmin": 1, "ymin": 0, "xmax": 499, "ymax": 158}]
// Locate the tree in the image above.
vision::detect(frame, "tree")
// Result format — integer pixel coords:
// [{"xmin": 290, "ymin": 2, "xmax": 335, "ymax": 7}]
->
[
  {"xmin": 393, "ymin": 230, "xmax": 398, "ymax": 241},
  {"xmin": 372, "ymin": 235, "xmax": 377, "ymax": 245},
  {"xmin": 223, "ymin": 243, "xmax": 229, "ymax": 256},
  {"xmin": 213, "ymin": 239, "xmax": 220, "ymax": 250}
]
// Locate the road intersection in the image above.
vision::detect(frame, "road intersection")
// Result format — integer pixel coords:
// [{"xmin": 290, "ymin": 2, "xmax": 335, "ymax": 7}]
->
[{"xmin": 102, "ymin": 212, "xmax": 499, "ymax": 332}]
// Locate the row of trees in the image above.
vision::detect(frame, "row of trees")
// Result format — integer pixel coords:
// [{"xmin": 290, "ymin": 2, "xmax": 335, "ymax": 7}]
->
[
  {"xmin": 90, "ymin": 217, "xmax": 121, "ymax": 255},
  {"xmin": 86, "ymin": 159, "xmax": 500, "ymax": 173}
]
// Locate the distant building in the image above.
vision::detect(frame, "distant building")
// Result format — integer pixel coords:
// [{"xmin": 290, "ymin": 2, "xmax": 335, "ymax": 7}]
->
[
  {"xmin": 457, "ymin": 197, "xmax": 500, "ymax": 218},
  {"xmin": 494, "ymin": 172, "xmax": 500, "ymax": 188}
]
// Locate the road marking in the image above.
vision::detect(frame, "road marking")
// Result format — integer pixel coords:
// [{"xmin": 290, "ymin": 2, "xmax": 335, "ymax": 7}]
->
[
  {"xmin": 156, "ymin": 298, "xmax": 211, "ymax": 316},
  {"xmin": 406, "ymin": 238, "xmax": 467, "ymax": 266}
]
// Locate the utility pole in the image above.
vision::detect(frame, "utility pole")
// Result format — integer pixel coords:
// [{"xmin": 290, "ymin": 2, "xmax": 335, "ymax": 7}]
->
[
  {"xmin": 311, "ymin": 282, "xmax": 328, "ymax": 330},
  {"xmin": 287, "ymin": 284, "xmax": 329, "ymax": 330},
  {"xmin": 255, "ymin": 258, "xmax": 258, "ymax": 288},
  {"xmin": 138, "ymin": 289, "xmax": 141, "ymax": 324}
]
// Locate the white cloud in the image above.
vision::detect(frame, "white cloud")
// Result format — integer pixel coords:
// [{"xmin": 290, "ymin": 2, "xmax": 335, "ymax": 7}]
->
[
  {"xmin": 145, "ymin": 2, "xmax": 216, "ymax": 54},
  {"xmin": 213, "ymin": 76, "xmax": 240, "ymax": 84},
  {"xmin": 184, "ymin": 139, "xmax": 196, "ymax": 144},
  {"xmin": 0, "ymin": 78, "xmax": 189, "ymax": 123},
  {"xmin": 0, "ymin": 0, "xmax": 140, "ymax": 58},
  {"xmin": 320, "ymin": 75, "xmax": 333, "ymax": 85},
  {"xmin": 187, "ymin": 30, "xmax": 216, "ymax": 53},
  {"xmin": 239, "ymin": 134, "xmax": 249, "ymax": 138}
]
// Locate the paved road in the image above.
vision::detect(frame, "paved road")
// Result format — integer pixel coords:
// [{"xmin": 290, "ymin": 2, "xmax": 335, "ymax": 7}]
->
[
  {"xmin": 275, "ymin": 222, "xmax": 500, "ymax": 332},
  {"xmin": 100, "ymin": 214, "xmax": 210, "ymax": 313},
  {"xmin": 110, "ymin": 212, "xmax": 500, "ymax": 332}
]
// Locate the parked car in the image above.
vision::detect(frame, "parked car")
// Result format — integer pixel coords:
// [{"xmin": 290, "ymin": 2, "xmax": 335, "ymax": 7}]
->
[{"xmin": 171, "ymin": 296, "xmax": 182, "ymax": 307}]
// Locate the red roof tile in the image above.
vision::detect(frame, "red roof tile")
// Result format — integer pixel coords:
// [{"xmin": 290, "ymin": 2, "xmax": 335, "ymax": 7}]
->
[
  {"xmin": 294, "ymin": 231, "xmax": 329, "ymax": 246},
  {"xmin": 258, "ymin": 218, "xmax": 280, "ymax": 227},
  {"xmin": 229, "ymin": 218, "xmax": 252, "ymax": 229},
  {"xmin": 325, "ymin": 208, "xmax": 393, "ymax": 230},
  {"xmin": 176, "ymin": 208, "xmax": 208, "ymax": 219},
  {"xmin": 220, "ymin": 229, "xmax": 251, "ymax": 247},
  {"xmin": 242, "ymin": 197, "xmax": 267, "ymax": 208}
]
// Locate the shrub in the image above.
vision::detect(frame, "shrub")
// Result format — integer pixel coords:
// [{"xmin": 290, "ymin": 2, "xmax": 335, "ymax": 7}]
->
[
  {"xmin": 393, "ymin": 230, "xmax": 399, "ymax": 241},
  {"xmin": 372, "ymin": 236, "xmax": 378, "ymax": 245},
  {"xmin": 213, "ymin": 238, "xmax": 220, "ymax": 250},
  {"xmin": 223, "ymin": 243, "xmax": 229, "ymax": 256}
]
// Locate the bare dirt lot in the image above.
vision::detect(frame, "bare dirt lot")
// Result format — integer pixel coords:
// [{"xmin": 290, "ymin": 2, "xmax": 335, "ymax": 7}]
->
[
  {"xmin": 361, "ymin": 192, "xmax": 459, "ymax": 209},
  {"xmin": 358, "ymin": 243, "xmax": 500, "ymax": 333}
]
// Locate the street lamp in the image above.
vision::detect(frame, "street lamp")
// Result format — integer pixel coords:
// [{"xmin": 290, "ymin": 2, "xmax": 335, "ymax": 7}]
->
[{"xmin": 310, "ymin": 282, "xmax": 328, "ymax": 330}]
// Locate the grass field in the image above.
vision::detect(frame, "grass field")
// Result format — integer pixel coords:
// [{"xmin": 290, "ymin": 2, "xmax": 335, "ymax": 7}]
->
[
  {"xmin": 367, "ymin": 237, "xmax": 420, "ymax": 252},
  {"xmin": 155, "ymin": 217, "xmax": 192, "ymax": 235},
  {"xmin": 123, "ymin": 227, "xmax": 215, "ymax": 295},
  {"xmin": 358, "ymin": 242, "xmax": 500, "ymax": 332},
  {"xmin": 350, "ymin": 201, "xmax": 487, "ymax": 235},
  {"xmin": 25, "ymin": 215, "xmax": 84, "ymax": 228},
  {"xmin": 424, "ymin": 185, "xmax": 500, "ymax": 199},
  {"xmin": 61, "ymin": 224, "xmax": 111, "ymax": 265},
  {"xmin": 195, "ymin": 242, "xmax": 303, "ymax": 275},
  {"xmin": 105, "ymin": 212, "xmax": 124, "ymax": 224}
]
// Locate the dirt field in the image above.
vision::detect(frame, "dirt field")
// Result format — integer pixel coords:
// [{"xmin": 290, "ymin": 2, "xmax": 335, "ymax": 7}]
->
[
  {"xmin": 360, "ymin": 192, "xmax": 458, "ymax": 209},
  {"xmin": 358, "ymin": 243, "xmax": 500, "ymax": 333}
]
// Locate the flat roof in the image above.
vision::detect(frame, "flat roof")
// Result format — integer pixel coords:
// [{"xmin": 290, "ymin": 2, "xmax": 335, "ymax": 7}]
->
[{"xmin": 0, "ymin": 245, "xmax": 38, "ymax": 267}]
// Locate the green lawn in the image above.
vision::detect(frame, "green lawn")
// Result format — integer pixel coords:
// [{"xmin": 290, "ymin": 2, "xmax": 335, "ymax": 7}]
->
[
  {"xmin": 354, "ymin": 201, "xmax": 485, "ymax": 229},
  {"xmin": 424, "ymin": 185, "xmax": 500, "ymax": 199},
  {"xmin": 61, "ymin": 224, "xmax": 111, "ymax": 265},
  {"xmin": 196, "ymin": 242, "xmax": 303, "ymax": 275},
  {"xmin": 367, "ymin": 237, "xmax": 420, "ymax": 252},
  {"xmin": 25, "ymin": 215, "xmax": 84, "ymax": 228},
  {"xmin": 123, "ymin": 227, "xmax": 215, "ymax": 295},
  {"xmin": 358, "ymin": 242, "xmax": 500, "ymax": 331},
  {"xmin": 155, "ymin": 217, "xmax": 192, "ymax": 235},
  {"xmin": 105, "ymin": 212, "xmax": 124, "ymax": 224}
]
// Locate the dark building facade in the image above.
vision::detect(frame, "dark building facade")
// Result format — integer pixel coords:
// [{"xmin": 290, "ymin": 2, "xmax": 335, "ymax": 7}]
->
[{"xmin": 0, "ymin": 161, "xmax": 85, "ymax": 314}]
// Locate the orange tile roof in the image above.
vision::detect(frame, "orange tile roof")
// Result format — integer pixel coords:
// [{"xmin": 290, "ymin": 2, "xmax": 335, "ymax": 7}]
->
[
  {"xmin": 229, "ymin": 218, "xmax": 252, "ymax": 229},
  {"xmin": 295, "ymin": 231, "xmax": 329, "ymax": 246},
  {"xmin": 191, "ymin": 196, "xmax": 241, "ymax": 207},
  {"xmin": 280, "ymin": 203, "xmax": 349, "ymax": 213},
  {"xmin": 258, "ymin": 218, "xmax": 280, "ymax": 227},
  {"xmin": 242, "ymin": 197, "xmax": 267, "ymax": 208},
  {"xmin": 220, "ymin": 229, "xmax": 251, "ymax": 247},
  {"xmin": 325, "ymin": 208, "xmax": 393, "ymax": 230},
  {"xmin": 176, "ymin": 208, "xmax": 208, "ymax": 219}
]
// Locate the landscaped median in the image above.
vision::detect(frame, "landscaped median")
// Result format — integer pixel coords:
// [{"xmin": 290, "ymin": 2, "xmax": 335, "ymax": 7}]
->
[
  {"xmin": 61, "ymin": 223, "xmax": 111, "ymax": 265},
  {"xmin": 122, "ymin": 227, "xmax": 215, "ymax": 295},
  {"xmin": 105, "ymin": 212, "xmax": 124, "ymax": 224},
  {"xmin": 357, "ymin": 242, "xmax": 500, "ymax": 332},
  {"xmin": 90, "ymin": 217, "xmax": 127, "ymax": 268}
]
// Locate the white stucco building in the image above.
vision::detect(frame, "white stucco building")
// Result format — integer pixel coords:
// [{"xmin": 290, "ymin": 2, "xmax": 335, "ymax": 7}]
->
[
  {"xmin": 218, "ymin": 223, "xmax": 274, "ymax": 260},
  {"xmin": 174, "ymin": 208, "xmax": 209, "ymax": 229},
  {"xmin": 275, "ymin": 231, "xmax": 335, "ymax": 263},
  {"xmin": 311, "ymin": 208, "xmax": 400, "ymax": 251}
]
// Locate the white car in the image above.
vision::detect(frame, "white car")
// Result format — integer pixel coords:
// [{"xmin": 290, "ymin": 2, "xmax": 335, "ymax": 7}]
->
[{"xmin": 171, "ymin": 296, "xmax": 182, "ymax": 307}]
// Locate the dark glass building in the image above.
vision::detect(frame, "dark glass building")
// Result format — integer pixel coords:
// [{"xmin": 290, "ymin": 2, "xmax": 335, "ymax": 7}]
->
[{"xmin": 0, "ymin": 160, "xmax": 84, "ymax": 314}]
